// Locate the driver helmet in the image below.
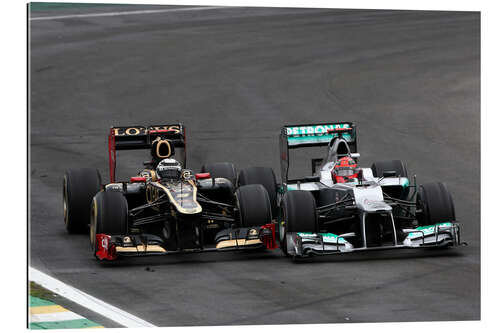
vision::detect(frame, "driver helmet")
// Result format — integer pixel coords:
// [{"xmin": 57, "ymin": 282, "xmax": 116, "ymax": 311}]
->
[
  {"xmin": 332, "ymin": 156, "xmax": 359, "ymax": 183},
  {"xmin": 156, "ymin": 158, "xmax": 182, "ymax": 180}
]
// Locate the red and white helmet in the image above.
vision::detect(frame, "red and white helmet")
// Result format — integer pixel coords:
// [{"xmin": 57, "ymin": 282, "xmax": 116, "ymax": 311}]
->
[{"xmin": 332, "ymin": 156, "xmax": 359, "ymax": 183}]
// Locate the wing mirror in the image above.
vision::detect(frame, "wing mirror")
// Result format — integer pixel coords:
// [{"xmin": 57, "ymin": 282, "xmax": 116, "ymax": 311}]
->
[
  {"xmin": 383, "ymin": 170, "xmax": 397, "ymax": 177},
  {"xmin": 339, "ymin": 232, "xmax": 356, "ymax": 238},
  {"xmin": 130, "ymin": 176, "xmax": 147, "ymax": 183},
  {"xmin": 305, "ymin": 175, "xmax": 320, "ymax": 182},
  {"xmin": 351, "ymin": 153, "xmax": 360, "ymax": 158}
]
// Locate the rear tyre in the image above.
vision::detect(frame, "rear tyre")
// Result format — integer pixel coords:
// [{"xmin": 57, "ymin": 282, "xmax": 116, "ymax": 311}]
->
[
  {"xmin": 280, "ymin": 190, "xmax": 318, "ymax": 255},
  {"xmin": 235, "ymin": 184, "xmax": 272, "ymax": 228},
  {"xmin": 90, "ymin": 190, "xmax": 128, "ymax": 254},
  {"xmin": 371, "ymin": 160, "xmax": 408, "ymax": 178},
  {"xmin": 417, "ymin": 182, "xmax": 456, "ymax": 226},
  {"xmin": 63, "ymin": 168, "xmax": 101, "ymax": 233},
  {"xmin": 238, "ymin": 167, "xmax": 278, "ymax": 218},
  {"xmin": 371, "ymin": 160, "xmax": 409, "ymax": 200},
  {"xmin": 201, "ymin": 162, "xmax": 237, "ymax": 186}
]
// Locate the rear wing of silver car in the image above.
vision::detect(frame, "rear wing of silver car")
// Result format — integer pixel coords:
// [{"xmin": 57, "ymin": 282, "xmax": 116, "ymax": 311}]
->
[
  {"xmin": 279, "ymin": 122, "xmax": 357, "ymax": 183},
  {"xmin": 108, "ymin": 124, "xmax": 187, "ymax": 183}
]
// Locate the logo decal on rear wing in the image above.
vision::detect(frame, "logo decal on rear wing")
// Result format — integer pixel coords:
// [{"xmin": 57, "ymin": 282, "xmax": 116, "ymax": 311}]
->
[
  {"xmin": 285, "ymin": 123, "xmax": 354, "ymax": 146},
  {"xmin": 112, "ymin": 125, "xmax": 181, "ymax": 136}
]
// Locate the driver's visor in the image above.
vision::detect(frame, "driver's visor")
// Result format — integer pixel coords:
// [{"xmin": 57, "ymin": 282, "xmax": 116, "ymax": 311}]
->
[{"xmin": 335, "ymin": 167, "xmax": 355, "ymax": 177}]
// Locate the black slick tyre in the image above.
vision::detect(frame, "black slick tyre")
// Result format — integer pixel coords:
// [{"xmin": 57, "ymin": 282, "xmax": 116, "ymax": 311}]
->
[
  {"xmin": 63, "ymin": 168, "xmax": 102, "ymax": 233},
  {"xmin": 90, "ymin": 190, "xmax": 128, "ymax": 254},
  {"xmin": 417, "ymin": 182, "xmax": 456, "ymax": 226},
  {"xmin": 235, "ymin": 184, "xmax": 272, "ymax": 228},
  {"xmin": 371, "ymin": 160, "xmax": 409, "ymax": 200},
  {"xmin": 371, "ymin": 160, "xmax": 408, "ymax": 178},
  {"xmin": 201, "ymin": 162, "xmax": 237, "ymax": 186},
  {"xmin": 238, "ymin": 167, "xmax": 278, "ymax": 218},
  {"xmin": 280, "ymin": 190, "xmax": 318, "ymax": 255}
]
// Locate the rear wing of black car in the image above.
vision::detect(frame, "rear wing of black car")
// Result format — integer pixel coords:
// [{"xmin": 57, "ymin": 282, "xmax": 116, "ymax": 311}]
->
[
  {"xmin": 279, "ymin": 122, "xmax": 357, "ymax": 183},
  {"xmin": 108, "ymin": 124, "xmax": 186, "ymax": 182}
]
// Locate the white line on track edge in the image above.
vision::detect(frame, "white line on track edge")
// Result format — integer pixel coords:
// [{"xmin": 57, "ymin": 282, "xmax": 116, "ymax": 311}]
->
[
  {"xmin": 29, "ymin": 266, "xmax": 157, "ymax": 328},
  {"xmin": 29, "ymin": 6, "xmax": 225, "ymax": 21},
  {"xmin": 30, "ymin": 311, "xmax": 84, "ymax": 323}
]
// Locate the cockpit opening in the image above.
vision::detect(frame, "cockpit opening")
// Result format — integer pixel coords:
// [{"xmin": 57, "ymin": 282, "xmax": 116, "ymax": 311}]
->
[{"xmin": 337, "ymin": 140, "xmax": 350, "ymax": 156}]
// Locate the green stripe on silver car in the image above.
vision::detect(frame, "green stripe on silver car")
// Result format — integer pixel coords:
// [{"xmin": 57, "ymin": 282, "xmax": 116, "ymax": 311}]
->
[
  {"xmin": 408, "ymin": 222, "xmax": 453, "ymax": 238},
  {"xmin": 297, "ymin": 232, "xmax": 348, "ymax": 243}
]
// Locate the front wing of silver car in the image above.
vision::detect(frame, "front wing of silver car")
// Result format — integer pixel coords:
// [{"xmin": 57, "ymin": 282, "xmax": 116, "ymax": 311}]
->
[{"xmin": 285, "ymin": 222, "xmax": 466, "ymax": 257}]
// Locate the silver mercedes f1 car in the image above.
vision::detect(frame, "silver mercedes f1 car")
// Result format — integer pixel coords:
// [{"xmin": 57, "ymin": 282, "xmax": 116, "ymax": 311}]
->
[{"xmin": 277, "ymin": 122, "xmax": 465, "ymax": 258}]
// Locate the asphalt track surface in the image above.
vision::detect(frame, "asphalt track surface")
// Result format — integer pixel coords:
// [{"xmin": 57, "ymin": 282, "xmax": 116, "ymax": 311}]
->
[{"xmin": 29, "ymin": 5, "xmax": 480, "ymax": 326}]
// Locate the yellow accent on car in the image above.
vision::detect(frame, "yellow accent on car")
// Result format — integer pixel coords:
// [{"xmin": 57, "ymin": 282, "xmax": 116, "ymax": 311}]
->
[{"xmin": 216, "ymin": 239, "xmax": 262, "ymax": 249}]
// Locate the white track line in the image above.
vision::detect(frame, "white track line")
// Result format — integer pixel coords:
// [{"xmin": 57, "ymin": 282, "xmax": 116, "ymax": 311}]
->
[
  {"xmin": 31, "ymin": 311, "xmax": 84, "ymax": 323},
  {"xmin": 29, "ymin": 266, "xmax": 156, "ymax": 328},
  {"xmin": 30, "ymin": 6, "xmax": 225, "ymax": 21}
]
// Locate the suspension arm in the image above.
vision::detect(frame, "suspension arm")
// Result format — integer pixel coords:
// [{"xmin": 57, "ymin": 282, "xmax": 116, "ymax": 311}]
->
[
  {"xmin": 132, "ymin": 213, "xmax": 170, "ymax": 226},
  {"xmin": 129, "ymin": 194, "xmax": 169, "ymax": 217},
  {"xmin": 320, "ymin": 215, "xmax": 357, "ymax": 225},
  {"xmin": 317, "ymin": 199, "xmax": 356, "ymax": 212},
  {"xmin": 196, "ymin": 194, "xmax": 235, "ymax": 209}
]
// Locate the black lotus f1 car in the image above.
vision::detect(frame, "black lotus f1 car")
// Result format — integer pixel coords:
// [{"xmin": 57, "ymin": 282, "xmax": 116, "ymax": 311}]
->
[{"xmin": 63, "ymin": 124, "xmax": 279, "ymax": 260}]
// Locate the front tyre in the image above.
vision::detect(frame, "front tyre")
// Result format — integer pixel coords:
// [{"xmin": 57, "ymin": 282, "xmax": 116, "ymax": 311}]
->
[
  {"xmin": 90, "ymin": 191, "xmax": 128, "ymax": 255},
  {"xmin": 63, "ymin": 168, "xmax": 101, "ymax": 233},
  {"xmin": 416, "ymin": 182, "xmax": 456, "ymax": 226},
  {"xmin": 238, "ymin": 167, "xmax": 278, "ymax": 218},
  {"xmin": 280, "ymin": 190, "xmax": 318, "ymax": 255},
  {"xmin": 235, "ymin": 184, "xmax": 272, "ymax": 228}
]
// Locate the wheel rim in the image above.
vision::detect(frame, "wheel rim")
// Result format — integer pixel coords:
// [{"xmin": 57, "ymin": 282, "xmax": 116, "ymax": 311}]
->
[
  {"xmin": 63, "ymin": 177, "xmax": 68, "ymax": 227},
  {"xmin": 280, "ymin": 223, "xmax": 285, "ymax": 241},
  {"xmin": 90, "ymin": 198, "xmax": 97, "ymax": 252},
  {"xmin": 279, "ymin": 212, "xmax": 286, "ymax": 242},
  {"xmin": 279, "ymin": 205, "xmax": 288, "ymax": 254},
  {"xmin": 235, "ymin": 193, "xmax": 243, "ymax": 227}
]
